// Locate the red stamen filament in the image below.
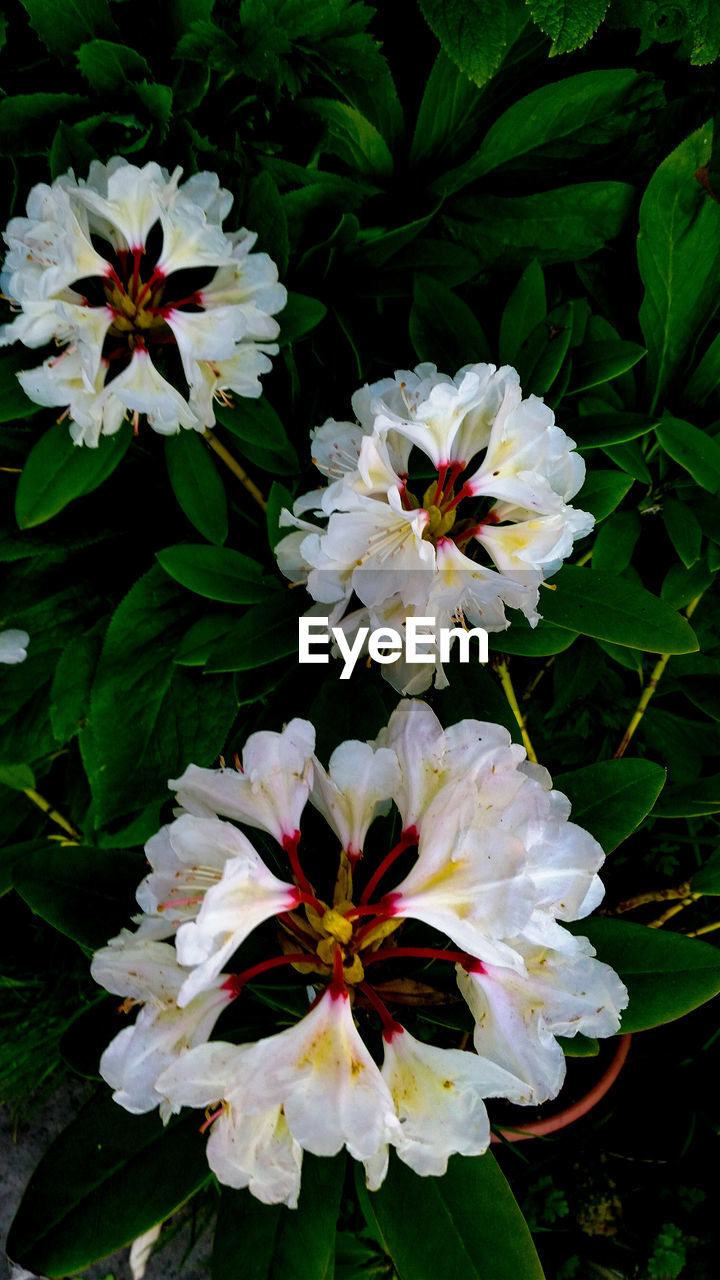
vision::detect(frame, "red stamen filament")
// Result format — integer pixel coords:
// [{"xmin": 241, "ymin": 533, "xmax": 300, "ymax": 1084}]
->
[
  {"xmin": 199, "ymin": 1103, "xmax": 226, "ymax": 1134},
  {"xmin": 330, "ymin": 943, "xmax": 346, "ymax": 996},
  {"xmin": 222, "ymin": 951, "xmax": 320, "ymax": 997},
  {"xmin": 283, "ymin": 831, "xmax": 317, "ymax": 902},
  {"xmin": 360, "ymin": 827, "xmax": 419, "ymax": 905},
  {"xmin": 444, "ymin": 481, "xmax": 473, "ymax": 514},
  {"xmin": 131, "ymin": 248, "xmax": 142, "ymax": 295},
  {"xmin": 365, "ymin": 946, "xmax": 484, "ymax": 971},
  {"xmin": 359, "ymin": 982, "xmax": 403, "ymax": 1040},
  {"xmin": 433, "ymin": 462, "xmax": 449, "ymax": 507}
]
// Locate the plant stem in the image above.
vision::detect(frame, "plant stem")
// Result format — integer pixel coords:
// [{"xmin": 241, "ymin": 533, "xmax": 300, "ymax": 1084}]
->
[
  {"xmin": 22, "ymin": 788, "xmax": 79, "ymax": 838},
  {"xmin": 613, "ymin": 592, "xmax": 704, "ymax": 760},
  {"xmin": 686, "ymin": 918, "xmax": 720, "ymax": 938},
  {"xmin": 614, "ymin": 880, "xmax": 694, "ymax": 914},
  {"xmin": 492, "ymin": 657, "xmax": 538, "ymax": 762},
  {"xmin": 203, "ymin": 429, "xmax": 268, "ymax": 512},
  {"xmin": 647, "ymin": 895, "xmax": 700, "ymax": 929}
]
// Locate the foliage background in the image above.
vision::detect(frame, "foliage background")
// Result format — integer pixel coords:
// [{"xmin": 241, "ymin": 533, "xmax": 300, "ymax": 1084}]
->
[{"xmin": 2, "ymin": 0, "xmax": 720, "ymax": 1277}]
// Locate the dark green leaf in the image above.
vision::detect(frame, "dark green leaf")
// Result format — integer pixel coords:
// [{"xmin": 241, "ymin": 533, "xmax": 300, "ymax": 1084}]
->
[
  {"xmin": 575, "ymin": 469, "xmax": 634, "ymax": 521},
  {"xmin": 692, "ymin": 848, "xmax": 720, "ymax": 894},
  {"xmin": 245, "ymin": 170, "xmax": 290, "ymax": 277},
  {"xmin": 410, "ymin": 275, "xmax": 489, "ymax": 368},
  {"xmin": 498, "ymin": 262, "xmax": 546, "ymax": 366},
  {"xmin": 278, "ymin": 294, "xmax": 327, "ymax": 345},
  {"xmin": 307, "ymin": 100, "xmax": 393, "ymax": 178},
  {"xmin": 489, "ymin": 619, "xmax": 578, "ymax": 656},
  {"xmin": 446, "ymin": 183, "xmax": 634, "ymax": 268},
  {"xmin": 7, "ymin": 1095, "xmax": 209, "ymax": 1277},
  {"xmin": 568, "ymin": 412, "xmax": 659, "ymax": 449},
  {"xmin": 662, "ymin": 497, "xmax": 702, "ymax": 569},
  {"xmin": 205, "ymin": 592, "xmax": 303, "ymax": 672},
  {"xmin": 0, "ymin": 762, "xmax": 35, "ymax": 791},
  {"xmin": 19, "ymin": 0, "xmax": 116, "ymax": 60},
  {"xmin": 591, "ymin": 510, "xmax": 641, "ymax": 573},
  {"xmin": 0, "ymin": 351, "xmax": 43, "ymax": 423},
  {"xmin": 638, "ymin": 123, "xmax": 720, "ymax": 408},
  {"xmin": 0, "ymin": 93, "xmax": 90, "ymax": 154},
  {"xmin": 656, "ymin": 417, "xmax": 720, "ymax": 493},
  {"xmin": 554, "ymin": 758, "xmax": 666, "ymax": 852},
  {"xmin": 656, "ymin": 774, "xmax": 720, "ymax": 817},
  {"xmin": 156, "ymin": 544, "xmax": 273, "ymax": 604},
  {"xmin": 574, "ymin": 918, "xmax": 720, "ymax": 1032},
  {"xmin": 516, "ymin": 302, "xmax": 573, "ymax": 396},
  {"xmin": 165, "ymin": 432, "xmax": 228, "ymax": 546},
  {"xmin": 417, "ymin": 0, "xmax": 528, "ymax": 88},
  {"xmin": 15, "ymin": 423, "xmax": 133, "ymax": 529},
  {"xmin": 211, "ymin": 1154, "xmax": 344, "ymax": 1280},
  {"xmin": 13, "ymin": 845, "xmax": 142, "ymax": 949},
  {"xmin": 570, "ymin": 340, "xmax": 646, "ymax": 394},
  {"xmin": 76, "ymin": 39, "xmax": 150, "ymax": 91},
  {"xmin": 526, "ymin": 0, "xmax": 610, "ymax": 54},
  {"xmin": 368, "ymin": 1151, "xmax": 545, "ymax": 1280},
  {"xmin": 539, "ymin": 565, "xmax": 698, "ymax": 652}
]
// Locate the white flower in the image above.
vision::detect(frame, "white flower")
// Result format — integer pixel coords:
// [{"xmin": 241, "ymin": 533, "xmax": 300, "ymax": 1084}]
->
[
  {"xmin": 457, "ymin": 941, "xmax": 628, "ymax": 1104},
  {"xmin": 92, "ymin": 702, "xmax": 625, "ymax": 1206},
  {"xmin": 276, "ymin": 363, "xmax": 593, "ymax": 691},
  {"xmin": 170, "ymin": 719, "xmax": 315, "ymax": 846},
  {"xmin": 1, "ymin": 158, "xmax": 286, "ymax": 444},
  {"xmin": 0, "ymin": 629, "xmax": 29, "ymax": 664}
]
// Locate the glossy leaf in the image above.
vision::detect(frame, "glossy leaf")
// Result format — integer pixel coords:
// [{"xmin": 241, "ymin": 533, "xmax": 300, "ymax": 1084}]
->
[
  {"xmin": 656, "ymin": 774, "xmax": 720, "ymax": 817},
  {"xmin": 13, "ymin": 844, "xmax": 142, "ymax": 949},
  {"xmin": 540, "ymin": 565, "xmax": 698, "ymax": 652},
  {"xmin": 569, "ymin": 413, "xmax": 659, "ymax": 449},
  {"xmin": 575, "ymin": 918, "xmax": 720, "ymax": 1032},
  {"xmin": 0, "ymin": 351, "xmax": 43, "ymax": 422},
  {"xmin": 367, "ymin": 1151, "xmax": 545, "ymax": 1280},
  {"xmin": 569, "ymin": 340, "xmax": 646, "ymax": 394},
  {"xmin": 662, "ymin": 496, "xmax": 702, "ymax": 568},
  {"xmin": 498, "ymin": 261, "xmax": 546, "ymax": 366},
  {"xmin": 656, "ymin": 417, "xmax": 720, "ymax": 493},
  {"xmin": 165, "ymin": 432, "xmax": 228, "ymax": 546},
  {"xmin": 205, "ymin": 591, "xmax": 304, "ymax": 672},
  {"xmin": 211, "ymin": 1155, "xmax": 345, "ymax": 1280},
  {"xmin": 7, "ymin": 1095, "xmax": 209, "ymax": 1277},
  {"xmin": 15, "ymin": 423, "xmax": 133, "ymax": 528},
  {"xmin": 554, "ymin": 758, "xmax": 666, "ymax": 852},
  {"xmin": 156, "ymin": 544, "xmax": 272, "ymax": 604},
  {"xmin": 638, "ymin": 123, "xmax": 720, "ymax": 407},
  {"xmin": 410, "ymin": 275, "xmax": 489, "ymax": 368},
  {"xmin": 591, "ymin": 510, "xmax": 641, "ymax": 573}
]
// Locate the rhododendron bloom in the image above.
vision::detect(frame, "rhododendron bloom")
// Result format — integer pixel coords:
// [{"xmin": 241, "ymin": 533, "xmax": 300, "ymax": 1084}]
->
[
  {"xmin": 276, "ymin": 363, "xmax": 593, "ymax": 691},
  {"xmin": 92, "ymin": 702, "xmax": 626, "ymax": 1207},
  {"xmin": 0, "ymin": 159, "xmax": 286, "ymax": 445},
  {"xmin": 0, "ymin": 629, "xmax": 29, "ymax": 664}
]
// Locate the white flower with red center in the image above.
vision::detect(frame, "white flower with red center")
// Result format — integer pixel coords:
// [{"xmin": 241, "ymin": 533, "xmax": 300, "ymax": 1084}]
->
[
  {"xmin": 0, "ymin": 158, "xmax": 286, "ymax": 446},
  {"xmin": 92, "ymin": 703, "xmax": 626, "ymax": 1207},
  {"xmin": 276, "ymin": 362, "xmax": 593, "ymax": 691}
]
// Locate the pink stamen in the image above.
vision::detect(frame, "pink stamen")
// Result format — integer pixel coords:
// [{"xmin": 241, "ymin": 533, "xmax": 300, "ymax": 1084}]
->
[
  {"xmin": 221, "ymin": 951, "xmax": 319, "ymax": 998},
  {"xmin": 359, "ymin": 982, "xmax": 403, "ymax": 1040},
  {"xmin": 105, "ymin": 266, "xmax": 126, "ymax": 295},
  {"xmin": 359, "ymin": 827, "xmax": 419, "ymax": 905},
  {"xmin": 199, "ymin": 1104, "xmax": 225, "ymax": 1134},
  {"xmin": 364, "ymin": 945, "xmax": 484, "ymax": 972},
  {"xmin": 136, "ymin": 267, "xmax": 165, "ymax": 306},
  {"xmin": 157, "ymin": 895, "xmax": 203, "ymax": 911}
]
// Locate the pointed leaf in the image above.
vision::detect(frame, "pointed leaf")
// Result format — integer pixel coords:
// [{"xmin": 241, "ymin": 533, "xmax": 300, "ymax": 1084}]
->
[
  {"xmin": 15, "ymin": 423, "xmax": 133, "ymax": 528},
  {"xmin": 539, "ymin": 565, "xmax": 698, "ymax": 652},
  {"xmin": 554, "ymin": 758, "xmax": 666, "ymax": 853}
]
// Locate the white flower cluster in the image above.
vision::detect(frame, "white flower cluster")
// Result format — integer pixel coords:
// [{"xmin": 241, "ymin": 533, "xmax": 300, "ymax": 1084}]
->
[
  {"xmin": 0, "ymin": 159, "xmax": 286, "ymax": 445},
  {"xmin": 276, "ymin": 363, "xmax": 593, "ymax": 692},
  {"xmin": 92, "ymin": 701, "xmax": 626, "ymax": 1208}
]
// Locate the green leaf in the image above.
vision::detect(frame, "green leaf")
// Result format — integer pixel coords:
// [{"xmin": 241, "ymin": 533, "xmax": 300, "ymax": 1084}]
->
[
  {"xmin": 473, "ymin": 69, "xmax": 661, "ymax": 176},
  {"xmin": 661, "ymin": 558, "xmax": 715, "ymax": 610},
  {"xmin": 245, "ymin": 170, "xmax": 290, "ymax": 277},
  {"xmin": 656, "ymin": 774, "xmax": 720, "ymax": 818},
  {"xmin": 591, "ymin": 510, "xmax": 641, "ymax": 573},
  {"xmin": 205, "ymin": 592, "xmax": 303, "ymax": 672},
  {"xmin": 568, "ymin": 412, "xmax": 659, "ymax": 449},
  {"xmin": 0, "ymin": 93, "xmax": 90, "ymax": 155},
  {"xmin": 0, "ymin": 762, "xmax": 35, "ymax": 791},
  {"xmin": 557, "ymin": 1033, "xmax": 599, "ymax": 1057},
  {"xmin": 539, "ymin": 565, "xmax": 698, "ymax": 652},
  {"xmin": 88, "ymin": 567, "xmax": 235, "ymax": 823},
  {"xmin": 19, "ymin": 0, "xmax": 116, "ymax": 60},
  {"xmin": 156, "ymin": 545, "xmax": 273, "ymax": 604},
  {"xmin": 417, "ymin": 0, "xmax": 528, "ymax": 88},
  {"xmin": 638, "ymin": 122, "xmax": 720, "ymax": 408},
  {"xmin": 663, "ymin": 497, "xmax": 702, "ymax": 568},
  {"xmin": 7, "ymin": 1095, "xmax": 209, "ymax": 1278},
  {"xmin": 368, "ymin": 1151, "xmax": 545, "ymax": 1280},
  {"xmin": 49, "ymin": 122, "xmax": 99, "ymax": 180},
  {"xmin": 489, "ymin": 619, "xmax": 578, "ymax": 657},
  {"xmin": 570, "ymin": 340, "xmax": 646, "ymax": 394},
  {"xmin": 15, "ymin": 423, "xmax": 133, "ymax": 529},
  {"xmin": 214, "ymin": 398, "xmax": 289, "ymax": 453},
  {"xmin": 49, "ymin": 623, "xmax": 103, "ymax": 745},
  {"xmin": 0, "ymin": 351, "xmax": 43, "ymax": 423},
  {"xmin": 575, "ymin": 918, "xmax": 720, "ymax": 1032},
  {"xmin": 211, "ymin": 1155, "xmax": 345, "ymax": 1280},
  {"xmin": 446, "ymin": 183, "xmax": 634, "ymax": 268},
  {"xmin": 516, "ymin": 302, "xmax": 573, "ymax": 396},
  {"xmin": 554, "ymin": 758, "xmax": 666, "ymax": 852},
  {"xmin": 526, "ymin": 0, "xmax": 610, "ymax": 54},
  {"xmin": 692, "ymin": 847, "xmax": 720, "ymax": 894},
  {"xmin": 278, "ymin": 294, "xmax": 327, "ymax": 345},
  {"xmin": 575, "ymin": 469, "xmax": 634, "ymax": 521},
  {"xmin": 656, "ymin": 417, "xmax": 720, "ymax": 493},
  {"xmin": 498, "ymin": 262, "xmax": 546, "ymax": 366},
  {"xmin": 164, "ymin": 432, "xmax": 228, "ymax": 546},
  {"xmin": 684, "ymin": 331, "xmax": 720, "ymax": 406},
  {"xmin": 13, "ymin": 845, "xmax": 142, "ymax": 949},
  {"xmin": 76, "ymin": 39, "xmax": 151, "ymax": 91},
  {"xmin": 410, "ymin": 50, "xmax": 482, "ymax": 167},
  {"xmin": 307, "ymin": 99, "xmax": 393, "ymax": 178},
  {"xmin": 267, "ymin": 481, "xmax": 294, "ymax": 550},
  {"xmin": 410, "ymin": 275, "xmax": 489, "ymax": 368}
]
